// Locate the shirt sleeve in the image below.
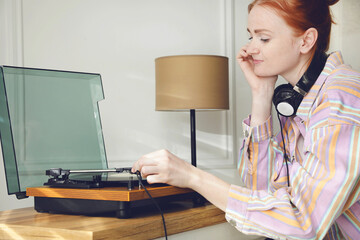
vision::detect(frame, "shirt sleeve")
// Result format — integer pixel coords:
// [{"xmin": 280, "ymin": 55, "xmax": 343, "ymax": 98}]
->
[
  {"xmin": 226, "ymin": 122, "xmax": 360, "ymax": 239},
  {"xmin": 238, "ymin": 115, "xmax": 287, "ymax": 192}
]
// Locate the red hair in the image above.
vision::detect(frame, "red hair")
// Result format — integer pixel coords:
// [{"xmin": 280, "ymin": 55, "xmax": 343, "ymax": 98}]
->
[{"xmin": 248, "ymin": 0, "xmax": 339, "ymax": 54}]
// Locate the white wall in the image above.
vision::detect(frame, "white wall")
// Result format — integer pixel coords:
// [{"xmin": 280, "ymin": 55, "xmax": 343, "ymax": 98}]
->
[
  {"xmin": 0, "ymin": 0, "xmax": 35, "ymax": 211},
  {"xmin": 19, "ymin": 0, "xmax": 236, "ymax": 168},
  {"xmin": 0, "ymin": 0, "xmax": 238, "ymax": 211},
  {"xmin": 341, "ymin": 0, "xmax": 360, "ymax": 71},
  {"xmin": 0, "ymin": 0, "xmax": 359, "ymax": 213}
]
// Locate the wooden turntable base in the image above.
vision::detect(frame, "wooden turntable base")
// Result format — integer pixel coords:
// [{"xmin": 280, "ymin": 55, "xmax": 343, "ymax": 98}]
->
[
  {"xmin": 26, "ymin": 185, "xmax": 199, "ymax": 218},
  {"xmin": 27, "ymin": 185, "xmax": 193, "ymax": 201}
]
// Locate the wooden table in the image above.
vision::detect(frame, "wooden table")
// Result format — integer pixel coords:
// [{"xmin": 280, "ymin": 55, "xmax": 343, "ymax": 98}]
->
[{"xmin": 0, "ymin": 201, "xmax": 226, "ymax": 239}]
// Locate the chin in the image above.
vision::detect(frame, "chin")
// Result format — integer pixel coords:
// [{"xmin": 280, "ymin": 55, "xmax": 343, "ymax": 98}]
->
[
  {"xmin": 254, "ymin": 64, "xmax": 280, "ymax": 77},
  {"xmin": 254, "ymin": 69, "xmax": 276, "ymax": 78}
]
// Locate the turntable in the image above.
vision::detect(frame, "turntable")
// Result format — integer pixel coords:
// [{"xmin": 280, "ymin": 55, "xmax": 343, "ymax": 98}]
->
[{"xmin": 0, "ymin": 66, "xmax": 201, "ymax": 219}]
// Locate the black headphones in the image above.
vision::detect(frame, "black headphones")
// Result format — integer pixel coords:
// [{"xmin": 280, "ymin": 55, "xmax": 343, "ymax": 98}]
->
[{"xmin": 272, "ymin": 51, "xmax": 328, "ymax": 117}]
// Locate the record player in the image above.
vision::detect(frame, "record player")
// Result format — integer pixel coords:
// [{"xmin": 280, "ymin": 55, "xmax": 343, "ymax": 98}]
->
[{"xmin": 0, "ymin": 66, "xmax": 201, "ymax": 218}]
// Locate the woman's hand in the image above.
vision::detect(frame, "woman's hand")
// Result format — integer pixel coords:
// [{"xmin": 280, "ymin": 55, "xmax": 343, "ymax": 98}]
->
[
  {"xmin": 132, "ymin": 149, "xmax": 231, "ymax": 211},
  {"xmin": 131, "ymin": 149, "xmax": 195, "ymax": 188},
  {"xmin": 237, "ymin": 45, "xmax": 278, "ymax": 126},
  {"xmin": 237, "ymin": 45, "xmax": 278, "ymax": 93}
]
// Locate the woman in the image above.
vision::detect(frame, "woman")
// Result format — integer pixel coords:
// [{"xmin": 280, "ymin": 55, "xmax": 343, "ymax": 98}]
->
[{"xmin": 132, "ymin": 0, "xmax": 360, "ymax": 239}]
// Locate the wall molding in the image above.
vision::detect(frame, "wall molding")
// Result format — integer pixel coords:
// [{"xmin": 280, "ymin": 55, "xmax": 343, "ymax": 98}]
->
[
  {"xmin": 329, "ymin": 1, "xmax": 343, "ymax": 52},
  {"xmin": 226, "ymin": 0, "xmax": 238, "ymax": 169},
  {"xmin": 221, "ymin": 0, "xmax": 237, "ymax": 169},
  {"xmin": 1, "ymin": 0, "xmax": 24, "ymax": 66}
]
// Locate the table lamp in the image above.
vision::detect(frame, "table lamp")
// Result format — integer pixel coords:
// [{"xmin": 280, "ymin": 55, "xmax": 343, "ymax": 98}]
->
[{"xmin": 155, "ymin": 55, "xmax": 229, "ymax": 167}]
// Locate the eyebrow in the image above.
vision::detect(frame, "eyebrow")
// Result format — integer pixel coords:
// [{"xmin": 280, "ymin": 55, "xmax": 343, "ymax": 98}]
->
[{"xmin": 247, "ymin": 28, "xmax": 273, "ymax": 34}]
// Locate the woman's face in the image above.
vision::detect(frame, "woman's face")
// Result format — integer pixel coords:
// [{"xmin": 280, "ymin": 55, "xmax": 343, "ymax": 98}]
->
[{"xmin": 247, "ymin": 4, "xmax": 304, "ymax": 81}]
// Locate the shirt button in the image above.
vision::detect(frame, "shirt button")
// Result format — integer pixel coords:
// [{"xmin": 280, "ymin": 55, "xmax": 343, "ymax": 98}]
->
[
  {"xmin": 245, "ymin": 130, "xmax": 249, "ymax": 137},
  {"xmin": 229, "ymin": 219, "xmax": 236, "ymax": 227}
]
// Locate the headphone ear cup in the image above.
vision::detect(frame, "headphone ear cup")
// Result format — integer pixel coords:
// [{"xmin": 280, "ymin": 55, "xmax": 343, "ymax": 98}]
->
[
  {"xmin": 273, "ymin": 84, "xmax": 297, "ymax": 117},
  {"xmin": 272, "ymin": 52, "xmax": 328, "ymax": 117}
]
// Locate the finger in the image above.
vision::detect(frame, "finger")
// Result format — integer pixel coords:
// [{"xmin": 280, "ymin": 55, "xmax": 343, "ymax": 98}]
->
[
  {"xmin": 141, "ymin": 165, "xmax": 160, "ymax": 178},
  {"xmin": 237, "ymin": 45, "xmax": 250, "ymax": 58},
  {"xmin": 143, "ymin": 149, "xmax": 170, "ymax": 159},
  {"xmin": 236, "ymin": 50, "xmax": 247, "ymax": 60},
  {"xmin": 131, "ymin": 161, "xmax": 138, "ymax": 173},
  {"xmin": 132, "ymin": 156, "xmax": 158, "ymax": 173},
  {"xmin": 237, "ymin": 53, "xmax": 253, "ymax": 66},
  {"xmin": 146, "ymin": 174, "xmax": 165, "ymax": 184}
]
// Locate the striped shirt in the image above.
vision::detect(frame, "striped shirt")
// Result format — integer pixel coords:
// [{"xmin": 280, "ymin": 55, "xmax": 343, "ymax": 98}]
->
[{"xmin": 225, "ymin": 51, "xmax": 360, "ymax": 239}]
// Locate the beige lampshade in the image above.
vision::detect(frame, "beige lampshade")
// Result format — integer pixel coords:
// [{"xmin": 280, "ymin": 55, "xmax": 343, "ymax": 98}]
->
[{"xmin": 155, "ymin": 55, "xmax": 229, "ymax": 110}]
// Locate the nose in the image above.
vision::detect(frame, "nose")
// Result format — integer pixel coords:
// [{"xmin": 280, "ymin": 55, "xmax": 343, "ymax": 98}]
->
[{"xmin": 246, "ymin": 41, "xmax": 260, "ymax": 55}]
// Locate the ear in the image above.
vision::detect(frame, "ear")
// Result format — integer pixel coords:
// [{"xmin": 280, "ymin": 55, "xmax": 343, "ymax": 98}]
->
[{"xmin": 300, "ymin": 28, "xmax": 318, "ymax": 54}]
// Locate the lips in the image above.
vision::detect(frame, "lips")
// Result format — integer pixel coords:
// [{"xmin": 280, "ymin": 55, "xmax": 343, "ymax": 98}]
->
[{"xmin": 252, "ymin": 59, "xmax": 263, "ymax": 64}]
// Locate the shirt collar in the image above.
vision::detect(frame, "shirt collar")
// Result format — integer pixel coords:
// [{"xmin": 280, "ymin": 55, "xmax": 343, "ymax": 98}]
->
[{"xmin": 295, "ymin": 51, "xmax": 345, "ymax": 122}]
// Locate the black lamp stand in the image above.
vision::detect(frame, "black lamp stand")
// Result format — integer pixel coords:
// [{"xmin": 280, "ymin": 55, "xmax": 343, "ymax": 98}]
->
[{"xmin": 190, "ymin": 109, "xmax": 197, "ymax": 167}]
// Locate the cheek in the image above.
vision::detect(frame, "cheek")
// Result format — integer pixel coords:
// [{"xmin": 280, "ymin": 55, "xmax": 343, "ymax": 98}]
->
[
  {"xmin": 255, "ymin": 45, "xmax": 298, "ymax": 76},
  {"xmin": 253, "ymin": 56, "xmax": 280, "ymax": 76}
]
